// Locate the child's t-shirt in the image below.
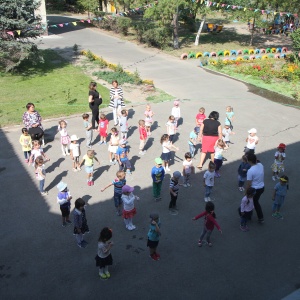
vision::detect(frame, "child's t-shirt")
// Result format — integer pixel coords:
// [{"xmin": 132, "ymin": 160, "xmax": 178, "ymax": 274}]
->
[
  {"xmin": 222, "ymin": 128, "xmax": 231, "ymax": 142},
  {"xmin": 196, "ymin": 113, "xmax": 206, "ymax": 126},
  {"xmin": 246, "ymin": 135, "xmax": 259, "ymax": 149},
  {"xmin": 148, "ymin": 221, "xmax": 161, "ymax": 241},
  {"xmin": 116, "ymin": 146, "xmax": 128, "ymax": 162},
  {"xmin": 162, "ymin": 141, "xmax": 171, "ymax": 153},
  {"xmin": 151, "ymin": 166, "xmax": 165, "ymax": 182},
  {"xmin": 58, "ymin": 127, "xmax": 68, "ymax": 137},
  {"xmin": 97, "ymin": 241, "xmax": 111, "ymax": 258},
  {"xmin": 171, "ymin": 107, "xmax": 181, "ymax": 118},
  {"xmin": 183, "ymin": 159, "xmax": 193, "ymax": 174},
  {"xmin": 35, "ymin": 165, "xmax": 46, "ymax": 180},
  {"xmin": 57, "ymin": 191, "xmax": 71, "ymax": 208},
  {"xmin": 240, "ymin": 195, "xmax": 254, "ymax": 213},
  {"xmin": 31, "ymin": 148, "xmax": 43, "ymax": 161},
  {"xmin": 119, "ymin": 116, "xmax": 128, "ymax": 132},
  {"xmin": 113, "ymin": 178, "xmax": 126, "ymax": 195},
  {"xmin": 274, "ymin": 151, "xmax": 286, "ymax": 164},
  {"xmin": 225, "ymin": 111, "xmax": 234, "ymax": 125},
  {"xmin": 188, "ymin": 131, "xmax": 198, "ymax": 145},
  {"xmin": 166, "ymin": 121, "xmax": 176, "ymax": 135},
  {"xmin": 204, "ymin": 170, "xmax": 215, "ymax": 186},
  {"xmin": 83, "ymin": 120, "xmax": 91, "ymax": 131},
  {"xmin": 274, "ymin": 182, "xmax": 288, "ymax": 197},
  {"xmin": 70, "ymin": 143, "xmax": 80, "ymax": 157},
  {"xmin": 214, "ymin": 146, "xmax": 224, "ymax": 160},
  {"xmin": 139, "ymin": 126, "xmax": 147, "ymax": 140},
  {"xmin": 82, "ymin": 154, "xmax": 93, "ymax": 166},
  {"xmin": 144, "ymin": 110, "xmax": 153, "ymax": 123},
  {"xmin": 99, "ymin": 119, "xmax": 109, "ymax": 134},
  {"xmin": 170, "ymin": 178, "xmax": 180, "ymax": 194},
  {"xmin": 19, "ymin": 134, "xmax": 32, "ymax": 152}
]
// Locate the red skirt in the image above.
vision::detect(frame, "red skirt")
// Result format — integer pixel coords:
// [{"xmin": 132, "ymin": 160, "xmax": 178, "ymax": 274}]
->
[
  {"xmin": 202, "ymin": 135, "xmax": 218, "ymax": 153},
  {"xmin": 123, "ymin": 207, "xmax": 136, "ymax": 219}
]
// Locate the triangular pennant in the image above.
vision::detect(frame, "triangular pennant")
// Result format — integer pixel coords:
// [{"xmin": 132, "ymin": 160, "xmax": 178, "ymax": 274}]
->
[
  {"xmin": 58, "ymin": 24, "xmax": 63, "ymax": 27},
  {"xmin": 232, "ymin": 5, "xmax": 236, "ymax": 9},
  {"xmin": 80, "ymin": 19, "xmax": 84, "ymax": 22},
  {"xmin": 16, "ymin": 30, "xmax": 21, "ymax": 35},
  {"xmin": 72, "ymin": 22, "xmax": 77, "ymax": 26},
  {"xmin": 261, "ymin": 10, "xmax": 264, "ymax": 14},
  {"xmin": 244, "ymin": 7, "xmax": 247, "ymax": 11},
  {"xmin": 7, "ymin": 31, "xmax": 14, "ymax": 36},
  {"xmin": 87, "ymin": 19, "xmax": 91, "ymax": 23},
  {"xmin": 216, "ymin": 3, "xmax": 219, "ymax": 7},
  {"xmin": 273, "ymin": 11, "xmax": 277, "ymax": 16},
  {"xmin": 64, "ymin": 23, "xmax": 69, "ymax": 26},
  {"xmin": 51, "ymin": 25, "xmax": 57, "ymax": 28}
]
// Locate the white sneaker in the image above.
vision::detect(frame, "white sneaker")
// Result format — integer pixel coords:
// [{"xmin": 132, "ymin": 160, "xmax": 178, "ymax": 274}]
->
[
  {"xmin": 204, "ymin": 197, "xmax": 208, "ymax": 202},
  {"xmin": 166, "ymin": 167, "xmax": 171, "ymax": 171},
  {"xmin": 143, "ymin": 150, "xmax": 147, "ymax": 153},
  {"xmin": 62, "ymin": 153, "xmax": 66, "ymax": 156},
  {"xmin": 183, "ymin": 184, "xmax": 188, "ymax": 188},
  {"xmin": 207, "ymin": 197, "xmax": 211, "ymax": 201},
  {"xmin": 127, "ymin": 225, "xmax": 134, "ymax": 231},
  {"xmin": 187, "ymin": 183, "xmax": 191, "ymax": 187},
  {"xmin": 272, "ymin": 176, "xmax": 276, "ymax": 181},
  {"xmin": 131, "ymin": 225, "xmax": 136, "ymax": 230},
  {"xmin": 139, "ymin": 151, "xmax": 145, "ymax": 155}
]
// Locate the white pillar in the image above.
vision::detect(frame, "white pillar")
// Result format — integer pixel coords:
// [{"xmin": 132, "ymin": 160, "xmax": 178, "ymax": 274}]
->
[{"xmin": 35, "ymin": 0, "xmax": 48, "ymax": 36}]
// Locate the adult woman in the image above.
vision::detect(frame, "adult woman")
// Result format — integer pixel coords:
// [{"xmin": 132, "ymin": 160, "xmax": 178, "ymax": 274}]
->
[
  {"xmin": 22, "ymin": 103, "xmax": 44, "ymax": 142},
  {"xmin": 197, "ymin": 111, "xmax": 222, "ymax": 169},
  {"xmin": 109, "ymin": 80, "xmax": 125, "ymax": 126},
  {"xmin": 88, "ymin": 82, "xmax": 102, "ymax": 130}
]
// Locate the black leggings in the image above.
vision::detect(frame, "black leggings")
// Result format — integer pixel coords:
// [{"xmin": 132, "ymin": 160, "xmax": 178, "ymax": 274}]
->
[
  {"xmin": 90, "ymin": 107, "xmax": 100, "ymax": 129},
  {"xmin": 28, "ymin": 127, "xmax": 44, "ymax": 141}
]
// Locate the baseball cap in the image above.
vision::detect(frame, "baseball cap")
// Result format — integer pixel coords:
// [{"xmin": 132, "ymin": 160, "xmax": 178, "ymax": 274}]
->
[{"xmin": 155, "ymin": 157, "xmax": 163, "ymax": 165}]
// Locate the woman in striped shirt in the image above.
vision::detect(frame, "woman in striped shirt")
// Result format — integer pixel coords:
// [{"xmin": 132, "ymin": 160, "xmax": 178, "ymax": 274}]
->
[{"xmin": 109, "ymin": 80, "xmax": 125, "ymax": 126}]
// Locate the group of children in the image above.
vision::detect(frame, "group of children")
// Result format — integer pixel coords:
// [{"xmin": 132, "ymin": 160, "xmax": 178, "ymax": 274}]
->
[{"xmin": 18, "ymin": 98, "xmax": 290, "ymax": 279}]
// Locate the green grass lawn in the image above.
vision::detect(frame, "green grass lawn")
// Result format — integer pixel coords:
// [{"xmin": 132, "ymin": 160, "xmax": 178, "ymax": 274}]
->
[{"xmin": 0, "ymin": 49, "xmax": 110, "ymax": 127}]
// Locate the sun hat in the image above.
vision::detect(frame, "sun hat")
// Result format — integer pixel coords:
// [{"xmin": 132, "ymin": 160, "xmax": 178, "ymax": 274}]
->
[
  {"xmin": 70, "ymin": 135, "xmax": 79, "ymax": 141},
  {"xmin": 277, "ymin": 143, "xmax": 286, "ymax": 150},
  {"xmin": 57, "ymin": 181, "xmax": 67, "ymax": 192},
  {"xmin": 173, "ymin": 171, "xmax": 181, "ymax": 179},
  {"xmin": 155, "ymin": 157, "xmax": 163, "ymax": 165},
  {"xmin": 150, "ymin": 213, "xmax": 159, "ymax": 220},
  {"xmin": 122, "ymin": 185, "xmax": 134, "ymax": 193},
  {"xmin": 248, "ymin": 128, "xmax": 257, "ymax": 134},
  {"xmin": 119, "ymin": 139, "xmax": 128, "ymax": 145}
]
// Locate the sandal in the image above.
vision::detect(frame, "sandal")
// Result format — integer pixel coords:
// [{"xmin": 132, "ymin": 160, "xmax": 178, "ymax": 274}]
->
[{"xmin": 197, "ymin": 165, "xmax": 202, "ymax": 170}]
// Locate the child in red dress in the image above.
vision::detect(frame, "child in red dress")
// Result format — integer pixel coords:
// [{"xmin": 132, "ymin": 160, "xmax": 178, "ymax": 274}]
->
[{"xmin": 98, "ymin": 113, "xmax": 109, "ymax": 145}]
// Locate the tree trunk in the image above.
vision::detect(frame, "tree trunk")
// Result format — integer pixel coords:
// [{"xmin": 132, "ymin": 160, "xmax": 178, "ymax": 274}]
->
[
  {"xmin": 249, "ymin": 16, "xmax": 255, "ymax": 46},
  {"xmin": 195, "ymin": 15, "xmax": 206, "ymax": 46},
  {"xmin": 172, "ymin": 10, "xmax": 179, "ymax": 49}
]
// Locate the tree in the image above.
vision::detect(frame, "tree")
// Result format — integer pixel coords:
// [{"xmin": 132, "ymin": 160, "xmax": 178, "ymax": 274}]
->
[
  {"xmin": 0, "ymin": 0, "xmax": 44, "ymax": 72},
  {"xmin": 77, "ymin": 0, "xmax": 99, "ymax": 17}
]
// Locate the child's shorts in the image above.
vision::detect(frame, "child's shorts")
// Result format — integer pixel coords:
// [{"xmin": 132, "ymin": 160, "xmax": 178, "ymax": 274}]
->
[
  {"xmin": 147, "ymin": 238, "xmax": 159, "ymax": 249},
  {"xmin": 60, "ymin": 206, "xmax": 70, "ymax": 217},
  {"xmin": 145, "ymin": 121, "xmax": 153, "ymax": 127},
  {"xmin": 73, "ymin": 156, "xmax": 79, "ymax": 163},
  {"xmin": 169, "ymin": 134, "xmax": 174, "ymax": 142},
  {"xmin": 271, "ymin": 163, "xmax": 284, "ymax": 173},
  {"xmin": 85, "ymin": 165, "xmax": 94, "ymax": 174},
  {"xmin": 113, "ymin": 193, "xmax": 123, "ymax": 207},
  {"xmin": 120, "ymin": 160, "xmax": 131, "ymax": 169}
]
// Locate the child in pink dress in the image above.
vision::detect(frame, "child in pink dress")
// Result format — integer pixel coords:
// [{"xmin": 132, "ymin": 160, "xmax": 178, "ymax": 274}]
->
[
  {"xmin": 144, "ymin": 104, "xmax": 154, "ymax": 136},
  {"xmin": 98, "ymin": 113, "xmax": 109, "ymax": 145}
]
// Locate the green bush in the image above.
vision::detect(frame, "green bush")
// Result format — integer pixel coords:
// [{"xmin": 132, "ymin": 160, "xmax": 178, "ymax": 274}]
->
[
  {"xmin": 143, "ymin": 26, "xmax": 172, "ymax": 49},
  {"xmin": 291, "ymin": 28, "xmax": 300, "ymax": 52},
  {"xmin": 133, "ymin": 21, "xmax": 154, "ymax": 43},
  {"xmin": 116, "ymin": 17, "xmax": 132, "ymax": 36},
  {"xmin": 93, "ymin": 70, "xmax": 141, "ymax": 85}
]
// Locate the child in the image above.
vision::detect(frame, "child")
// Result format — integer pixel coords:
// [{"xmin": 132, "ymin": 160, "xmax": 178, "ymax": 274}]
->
[
  {"xmin": 56, "ymin": 181, "xmax": 72, "ymax": 227},
  {"xmin": 271, "ymin": 143, "xmax": 286, "ymax": 181},
  {"xmin": 183, "ymin": 152, "xmax": 194, "ymax": 187},
  {"xmin": 192, "ymin": 201, "xmax": 222, "ymax": 247},
  {"xmin": 222, "ymin": 124, "xmax": 235, "ymax": 146},
  {"xmin": 35, "ymin": 156, "xmax": 48, "ymax": 196},
  {"xmin": 244, "ymin": 128, "xmax": 259, "ymax": 154},
  {"xmin": 166, "ymin": 115, "xmax": 177, "ymax": 143},
  {"xmin": 95, "ymin": 227, "xmax": 114, "ymax": 279},
  {"xmin": 98, "ymin": 113, "xmax": 109, "ymax": 145},
  {"xmin": 119, "ymin": 109, "xmax": 128, "ymax": 140},
  {"xmin": 82, "ymin": 113, "xmax": 93, "ymax": 148},
  {"xmin": 147, "ymin": 213, "xmax": 161, "ymax": 261},
  {"xmin": 225, "ymin": 105, "xmax": 234, "ymax": 129},
  {"xmin": 70, "ymin": 135, "xmax": 81, "ymax": 172},
  {"xmin": 151, "ymin": 158, "xmax": 165, "ymax": 201},
  {"xmin": 73, "ymin": 198, "xmax": 89, "ymax": 248},
  {"xmin": 19, "ymin": 128, "xmax": 32, "ymax": 163},
  {"xmin": 28, "ymin": 140, "xmax": 49, "ymax": 166},
  {"xmin": 121, "ymin": 185, "xmax": 139, "ymax": 230},
  {"xmin": 101, "ymin": 170, "xmax": 126, "ymax": 216},
  {"xmin": 214, "ymin": 139, "xmax": 228, "ymax": 178},
  {"xmin": 203, "ymin": 161, "xmax": 216, "ymax": 202},
  {"xmin": 160, "ymin": 134, "xmax": 179, "ymax": 172},
  {"xmin": 116, "ymin": 139, "xmax": 132, "ymax": 175},
  {"xmin": 272, "ymin": 175, "xmax": 289, "ymax": 219},
  {"xmin": 195, "ymin": 107, "xmax": 206, "ymax": 134},
  {"xmin": 239, "ymin": 187, "xmax": 255, "ymax": 231},
  {"xmin": 144, "ymin": 104, "xmax": 154, "ymax": 136},
  {"xmin": 237, "ymin": 155, "xmax": 251, "ymax": 192},
  {"xmin": 171, "ymin": 100, "xmax": 181, "ymax": 129},
  {"xmin": 188, "ymin": 127, "xmax": 198, "ymax": 158},
  {"xmin": 79, "ymin": 149, "xmax": 100, "ymax": 186},
  {"xmin": 108, "ymin": 127, "xmax": 119, "ymax": 165},
  {"xmin": 138, "ymin": 119, "xmax": 147, "ymax": 155},
  {"xmin": 169, "ymin": 171, "xmax": 181, "ymax": 211},
  {"xmin": 58, "ymin": 119, "xmax": 70, "ymax": 156}
]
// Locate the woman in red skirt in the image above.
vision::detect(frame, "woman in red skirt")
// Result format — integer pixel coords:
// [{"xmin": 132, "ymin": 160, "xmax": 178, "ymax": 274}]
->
[{"xmin": 197, "ymin": 111, "xmax": 222, "ymax": 170}]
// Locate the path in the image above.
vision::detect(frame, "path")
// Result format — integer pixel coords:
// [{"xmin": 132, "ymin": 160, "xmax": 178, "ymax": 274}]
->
[{"xmin": 1, "ymin": 17, "xmax": 299, "ymax": 300}]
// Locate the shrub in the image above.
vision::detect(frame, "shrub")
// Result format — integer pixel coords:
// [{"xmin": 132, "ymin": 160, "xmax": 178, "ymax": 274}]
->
[
  {"xmin": 291, "ymin": 28, "xmax": 300, "ymax": 52},
  {"xmin": 116, "ymin": 17, "xmax": 132, "ymax": 36},
  {"xmin": 133, "ymin": 20, "xmax": 155, "ymax": 43},
  {"xmin": 143, "ymin": 26, "xmax": 172, "ymax": 49}
]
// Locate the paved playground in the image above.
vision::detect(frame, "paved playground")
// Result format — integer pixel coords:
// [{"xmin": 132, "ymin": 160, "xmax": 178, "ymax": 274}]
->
[{"xmin": 1, "ymin": 18, "xmax": 300, "ymax": 300}]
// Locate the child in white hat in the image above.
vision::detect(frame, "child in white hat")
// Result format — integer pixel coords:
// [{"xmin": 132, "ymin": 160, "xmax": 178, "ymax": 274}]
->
[
  {"xmin": 244, "ymin": 128, "xmax": 259, "ymax": 155},
  {"xmin": 70, "ymin": 135, "xmax": 81, "ymax": 172},
  {"xmin": 57, "ymin": 181, "xmax": 72, "ymax": 227}
]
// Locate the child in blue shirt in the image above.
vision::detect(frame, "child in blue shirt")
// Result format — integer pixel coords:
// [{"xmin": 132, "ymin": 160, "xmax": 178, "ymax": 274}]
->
[
  {"xmin": 272, "ymin": 175, "xmax": 289, "ymax": 219},
  {"xmin": 116, "ymin": 139, "xmax": 132, "ymax": 175},
  {"xmin": 56, "ymin": 181, "xmax": 72, "ymax": 227},
  {"xmin": 147, "ymin": 213, "xmax": 161, "ymax": 261},
  {"xmin": 101, "ymin": 171, "xmax": 126, "ymax": 216},
  {"xmin": 151, "ymin": 157, "xmax": 165, "ymax": 201},
  {"xmin": 237, "ymin": 155, "xmax": 251, "ymax": 191}
]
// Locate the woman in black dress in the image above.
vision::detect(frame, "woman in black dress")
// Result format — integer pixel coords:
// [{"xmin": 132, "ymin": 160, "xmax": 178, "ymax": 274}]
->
[{"xmin": 88, "ymin": 82, "xmax": 102, "ymax": 130}]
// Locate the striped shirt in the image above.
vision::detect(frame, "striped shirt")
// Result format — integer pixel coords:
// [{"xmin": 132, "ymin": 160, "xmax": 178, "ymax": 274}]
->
[
  {"xmin": 109, "ymin": 87, "xmax": 125, "ymax": 108},
  {"xmin": 113, "ymin": 178, "xmax": 126, "ymax": 194},
  {"xmin": 170, "ymin": 178, "xmax": 179, "ymax": 194}
]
